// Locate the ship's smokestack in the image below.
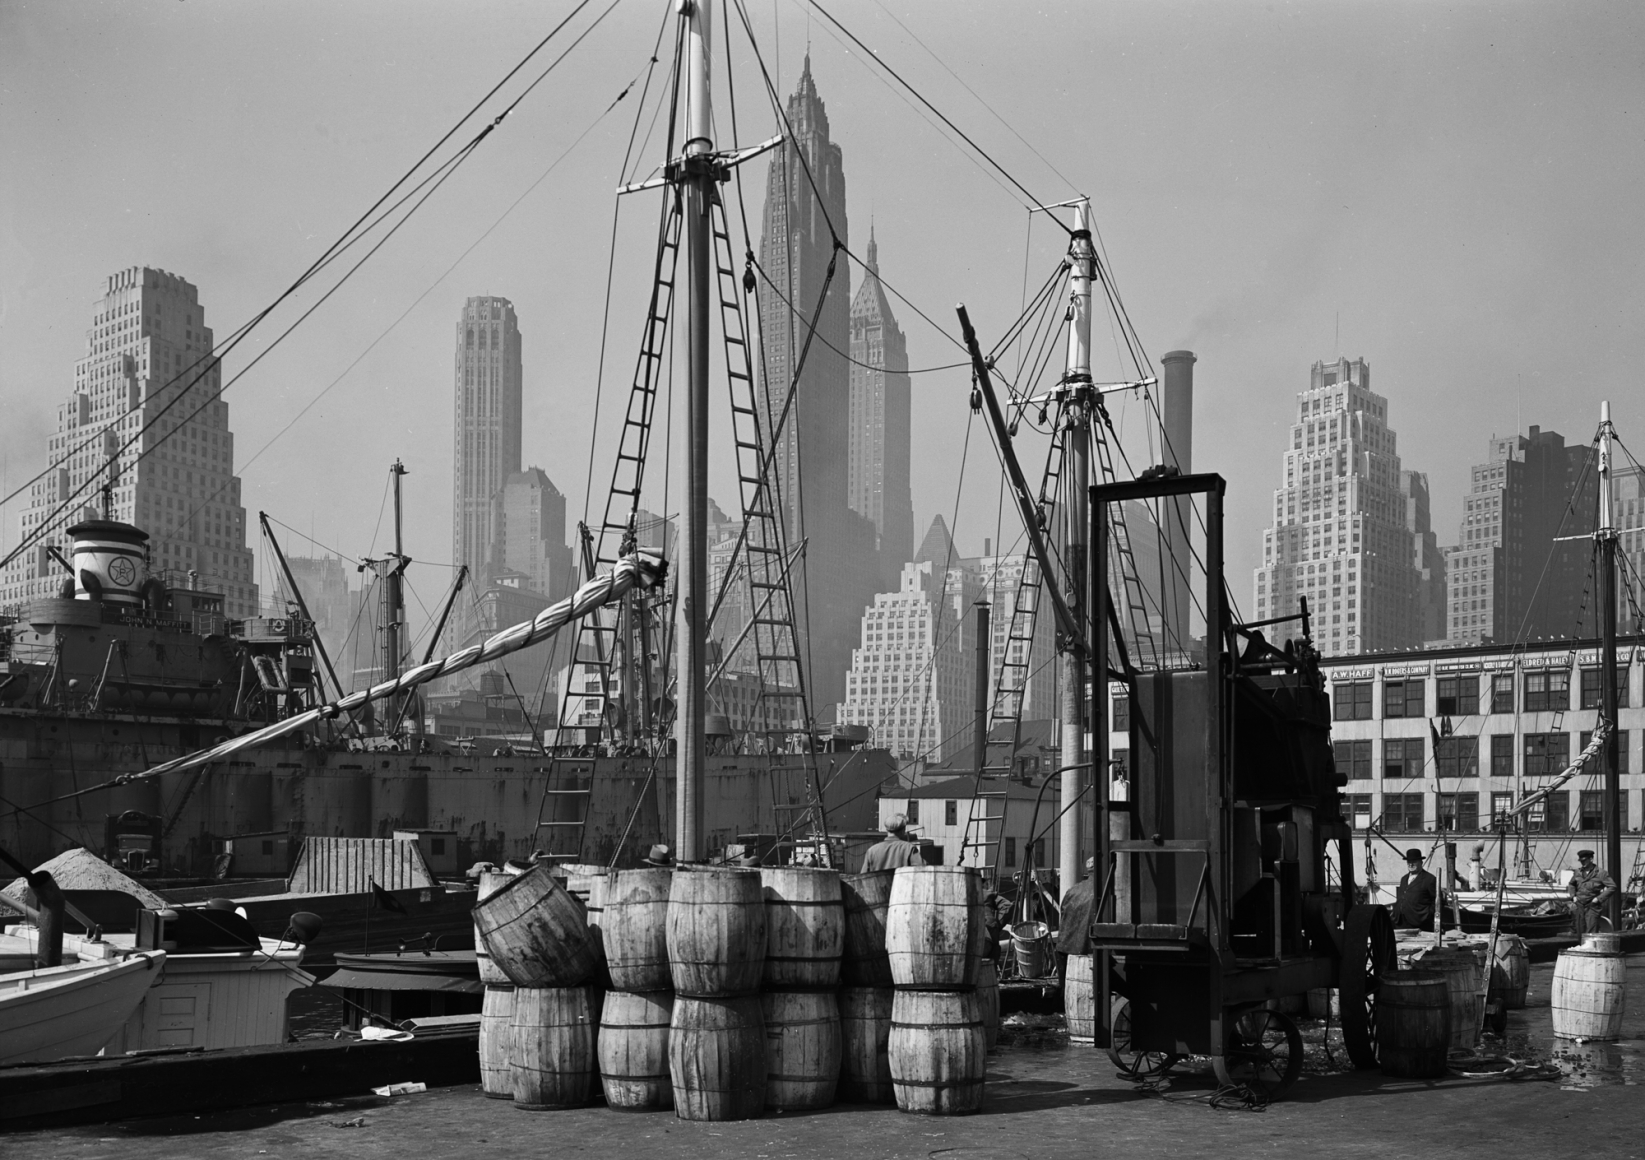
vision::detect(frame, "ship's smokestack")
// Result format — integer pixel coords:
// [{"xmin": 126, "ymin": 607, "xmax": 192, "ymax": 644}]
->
[{"xmin": 1160, "ymin": 351, "xmax": 1195, "ymax": 650}]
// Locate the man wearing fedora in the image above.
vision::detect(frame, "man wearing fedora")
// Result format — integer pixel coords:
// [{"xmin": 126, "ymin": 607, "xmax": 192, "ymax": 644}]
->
[
  {"xmin": 1392, "ymin": 848, "xmax": 1438, "ymax": 930},
  {"xmin": 1568, "ymin": 849, "xmax": 1617, "ymax": 937}
]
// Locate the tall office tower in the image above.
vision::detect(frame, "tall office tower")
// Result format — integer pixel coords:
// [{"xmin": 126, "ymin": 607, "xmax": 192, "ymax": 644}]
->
[
  {"xmin": 0, "ymin": 268, "xmax": 257, "ymax": 616},
  {"xmin": 837, "ymin": 560, "xmax": 981, "ymax": 762},
  {"xmin": 755, "ymin": 58, "xmax": 881, "ymax": 708},
  {"xmin": 1617, "ymin": 464, "xmax": 1645, "ymax": 635},
  {"xmin": 1445, "ymin": 426, "xmax": 1596, "ymax": 644},
  {"xmin": 1251, "ymin": 357, "xmax": 1421, "ymax": 655},
  {"xmin": 492, "ymin": 467, "xmax": 572, "ymax": 600},
  {"xmin": 1400, "ymin": 470, "xmax": 1448, "ymax": 643},
  {"xmin": 452, "ymin": 297, "xmax": 523, "ymax": 589},
  {"xmin": 848, "ymin": 230, "xmax": 913, "ymax": 589}
]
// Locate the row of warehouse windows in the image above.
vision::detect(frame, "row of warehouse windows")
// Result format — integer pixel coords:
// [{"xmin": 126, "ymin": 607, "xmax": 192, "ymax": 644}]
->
[
  {"xmin": 1344, "ymin": 790, "xmax": 1633, "ymax": 833},
  {"xmin": 1333, "ymin": 731, "xmax": 1630, "ymax": 780},
  {"xmin": 1330, "ymin": 669, "xmax": 1630, "ymax": 721}
]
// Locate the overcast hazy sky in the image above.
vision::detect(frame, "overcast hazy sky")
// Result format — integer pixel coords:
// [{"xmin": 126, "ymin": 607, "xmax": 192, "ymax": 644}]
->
[{"xmin": 4, "ymin": 1, "xmax": 1643, "ymax": 638}]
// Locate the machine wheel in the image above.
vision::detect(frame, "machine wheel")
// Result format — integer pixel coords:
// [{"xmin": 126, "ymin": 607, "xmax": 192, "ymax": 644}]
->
[
  {"xmin": 1106, "ymin": 999, "xmax": 1183, "ymax": 1081},
  {"xmin": 1214, "ymin": 1008, "xmax": 1303, "ymax": 1097},
  {"xmin": 1339, "ymin": 904, "xmax": 1396, "ymax": 1069}
]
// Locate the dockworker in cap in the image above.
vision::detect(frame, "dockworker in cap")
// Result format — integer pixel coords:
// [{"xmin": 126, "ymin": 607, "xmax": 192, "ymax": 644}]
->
[
  {"xmin": 1391, "ymin": 848, "xmax": 1438, "ymax": 930},
  {"xmin": 1055, "ymin": 856, "xmax": 1099, "ymax": 960},
  {"xmin": 642, "ymin": 844, "xmax": 674, "ymax": 868},
  {"xmin": 860, "ymin": 813, "xmax": 922, "ymax": 873},
  {"xmin": 1569, "ymin": 849, "xmax": 1617, "ymax": 937}
]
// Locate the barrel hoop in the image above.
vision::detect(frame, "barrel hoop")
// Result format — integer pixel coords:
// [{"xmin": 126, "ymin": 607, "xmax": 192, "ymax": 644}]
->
[
  {"xmin": 891, "ymin": 1021, "xmax": 982, "ymax": 1031},
  {"xmin": 766, "ymin": 954, "xmax": 843, "ymax": 962},
  {"xmin": 675, "ymin": 988, "xmax": 761, "ymax": 1000},
  {"xmin": 762, "ymin": 984, "xmax": 842, "ymax": 996},
  {"xmin": 889, "ymin": 1078, "xmax": 986, "ymax": 1091},
  {"xmin": 892, "ymin": 983, "xmax": 977, "ymax": 994}
]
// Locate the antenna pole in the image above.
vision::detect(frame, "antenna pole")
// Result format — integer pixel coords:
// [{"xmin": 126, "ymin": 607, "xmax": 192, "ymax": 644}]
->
[
  {"xmin": 1598, "ymin": 402, "xmax": 1621, "ymax": 927},
  {"xmin": 1060, "ymin": 199, "xmax": 1094, "ymax": 900},
  {"xmin": 385, "ymin": 459, "xmax": 409, "ymax": 733},
  {"xmin": 675, "ymin": 0, "xmax": 714, "ymax": 861}
]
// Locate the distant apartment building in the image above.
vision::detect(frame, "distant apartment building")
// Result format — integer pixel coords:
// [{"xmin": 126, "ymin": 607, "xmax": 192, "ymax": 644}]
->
[
  {"xmin": 1616, "ymin": 464, "xmax": 1645, "ymax": 635},
  {"xmin": 1252, "ymin": 357, "xmax": 1422, "ymax": 655},
  {"xmin": 1445, "ymin": 426, "xmax": 1595, "ymax": 645},
  {"xmin": 0, "ymin": 268, "xmax": 257, "ymax": 616},
  {"xmin": 837, "ymin": 560, "xmax": 981, "ymax": 761},
  {"xmin": 1401, "ymin": 470, "xmax": 1448, "ymax": 643}
]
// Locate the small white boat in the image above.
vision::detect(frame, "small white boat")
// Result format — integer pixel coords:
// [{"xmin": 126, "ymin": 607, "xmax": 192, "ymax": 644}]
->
[{"xmin": 0, "ymin": 950, "xmax": 166, "ymax": 1065}]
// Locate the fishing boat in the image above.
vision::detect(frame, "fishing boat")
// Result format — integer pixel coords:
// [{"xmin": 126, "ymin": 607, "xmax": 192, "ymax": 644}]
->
[{"xmin": 0, "ymin": 948, "xmax": 165, "ymax": 1066}]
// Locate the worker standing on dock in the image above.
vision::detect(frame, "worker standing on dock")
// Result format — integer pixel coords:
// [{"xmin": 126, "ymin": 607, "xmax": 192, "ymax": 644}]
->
[
  {"xmin": 1392, "ymin": 849, "xmax": 1438, "ymax": 929},
  {"xmin": 1569, "ymin": 850, "xmax": 1617, "ymax": 937},
  {"xmin": 861, "ymin": 815, "xmax": 922, "ymax": 872}
]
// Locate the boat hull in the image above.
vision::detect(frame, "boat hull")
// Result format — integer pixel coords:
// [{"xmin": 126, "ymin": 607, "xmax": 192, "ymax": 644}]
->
[{"xmin": 0, "ymin": 951, "xmax": 166, "ymax": 1066}]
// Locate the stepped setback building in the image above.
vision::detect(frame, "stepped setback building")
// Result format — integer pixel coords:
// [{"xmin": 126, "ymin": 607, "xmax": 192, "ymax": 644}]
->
[
  {"xmin": 1, "ymin": 268, "xmax": 257, "ymax": 616},
  {"xmin": 1252, "ymin": 357, "xmax": 1422, "ymax": 655}
]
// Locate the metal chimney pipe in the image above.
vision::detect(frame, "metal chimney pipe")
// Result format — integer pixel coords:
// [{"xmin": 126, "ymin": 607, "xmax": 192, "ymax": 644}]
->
[{"xmin": 1160, "ymin": 351, "xmax": 1195, "ymax": 649}]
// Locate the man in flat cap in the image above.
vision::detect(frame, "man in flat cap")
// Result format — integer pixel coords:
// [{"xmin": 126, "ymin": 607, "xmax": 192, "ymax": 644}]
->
[
  {"xmin": 1392, "ymin": 848, "xmax": 1438, "ymax": 930},
  {"xmin": 1568, "ymin": 849, "xmax": 1617, "ymax": 937},
  {"xmin": 861, "ymin": 814, "xmax": 922, "ymax": 872}
]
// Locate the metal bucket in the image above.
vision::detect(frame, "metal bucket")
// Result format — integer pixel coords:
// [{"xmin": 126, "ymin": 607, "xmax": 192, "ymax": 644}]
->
[{"xmin": 1010, "ymin": 920, "xmax": 1051, "ymax": 980}]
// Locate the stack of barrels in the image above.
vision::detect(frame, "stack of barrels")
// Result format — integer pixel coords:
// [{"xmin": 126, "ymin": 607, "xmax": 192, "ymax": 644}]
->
[
  {"xmin": 883, "ymin": 866, "xmax": 988, "ymax": 1115},
  {"xmin": 839, "ymin": 871, "xmax": 897, "ymax": 1103},
  {"xmin": 599, "ymin": 868, "xmax": 676, "ymax": 1109},
  {"xmin": 760, "ymin": 867, "xmax": 844, "ymax": 1111},
  {"xmin": 1552, "ymin": 932, "xmax": 1627, "ymax": 1041},
  {"xmin": 666, "ymin": 867, "xmax": 769, "ymax": 1120},
  {"xmin": 475, "ymin": 867, "xmax": 519, "ymax": 1100},
  {"xmin": 472, "ymin": 862, "xmax": 602, "ymax": 1110}
]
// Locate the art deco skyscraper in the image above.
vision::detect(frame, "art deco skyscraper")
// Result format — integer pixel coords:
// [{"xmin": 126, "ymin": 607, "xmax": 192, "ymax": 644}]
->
[
  {"xmin": 0, "ymin": 267, "xmax": 257, "ymax": 616},
  {"xmin": 848, "ymin": 230, "xmax": 913, "ymax": 588},
  {"xmin": 1252, "ymin": 357, "xmax": 1422, "ymax": 655},
  {"xmin": 452, "ymin": 296, "xmax": 522, "ymax": 593},
  {"xmin": 755, "ymin": 58, "xmax": 881, "ymax": 707}
]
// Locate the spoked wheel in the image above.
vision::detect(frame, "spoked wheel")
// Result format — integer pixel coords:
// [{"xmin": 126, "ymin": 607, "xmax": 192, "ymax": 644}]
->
[
  {"xmin": 1339, "ymin": 904, "xmax": 1396, "ymax": 1068},
  {"xmin": 1106, "ymin": 999, "xmax": 1184, "ymax": 1081},
  {"xmin": 1213, "ymin": 1007, "xmax": 1303, "ymax": 1098}
]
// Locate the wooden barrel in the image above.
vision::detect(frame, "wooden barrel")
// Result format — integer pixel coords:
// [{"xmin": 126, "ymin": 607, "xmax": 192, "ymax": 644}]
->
[
  {"xmin": 841, "ymin": 871, "xmax": 896, "ymax": 986},
  {"xmin": 511, "ymin": 985, "xmax": 597, "ymax": 1110},
  {"xmin": 1410, "ymin": 946, "xmax": 1481, "ymax": 1050},
  {"xmin": 598, "ymin": 989, "xmax": 674, "ymax": 1110},
  {"xmin": 480, "ymin": 983, "xmax": 515, "ymax": 1099},
  {"xmin": 977, "ymin": 960, "xmax": 999, "ymax": 1051},
  {"xmin": 668, "ymin": 995, "xmax": 767, "ymax": 1121},
  {"xmin": 761, "ymin": 867, "xmax": 844, "ymax": 988},
  {"xmin": 1552, "ymin": 944, "xmax": 1627, "ymax": 1041},
  {"xmin": 886, "ymin": 867, "xmax": 981, "ymax": 990},
  {"xmin": 838, "ymin": 986, "xmax": 895, "ymax": 1103},
  {"xmin": 604, "ymin": 868, "xmax": 674, "ymax": 993},
  {"xmin": 1377, "ymin": 970, "xmax": 1451, "ymax": 1078},
  {"xmin": 1491, "ymin": 935, "xmax": 1530, "ymax": 1009},
  {"xmin": 667, "ymin": 868, "xmax": 767, "ymax": 997},
  {"xmin": 475, "ymin": 870, "xmax": 516, "ymax": 985},
  {"xmin": 761, "ymin": 989, "xmax": 841, "ymax": 1110},
  {"xmin": 1065, "ymin": 954, "xmax": 1095, "ymax": 1045},
  {"xmin": 569, "ymin": 869, "xmax": 613, "ymax": 987},
  {"xmin": 476, "ymin": 863, "xmax": 600, "ymax": 988},
  {"xmin": 887, "ymin": 990, "xmax": 986, "ymax": 1114}
]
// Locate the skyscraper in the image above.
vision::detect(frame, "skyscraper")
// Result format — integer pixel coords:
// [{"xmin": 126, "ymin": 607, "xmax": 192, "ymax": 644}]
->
[
  {"xmin": 451, "ymin": 296, "xmax": 522, "ymax": 643},
  {"xmin": 1, "ymin": 267, "xmax": 257, "ymax": 616},
  {"xmin": 1252, "ymin": 357, "xmax": 1422, "ymax": 654},
  {"xmin": 756, "ymin": 58, "xmax": 881, "ymax": 708},
  {"xmin": 492, "ymin": 467, "xmax": 572, "ymax": 601},
  {"xmin": 1400, "ymin": 470, "xmax": 1448, "ymax": 643},
  {"xmin": 848, "ymin": 230, "xmax": 913, "ymax": 588},
  {"xmin": 1445, "ymin": 426, "xmax": 1595, "ymax": 644}
]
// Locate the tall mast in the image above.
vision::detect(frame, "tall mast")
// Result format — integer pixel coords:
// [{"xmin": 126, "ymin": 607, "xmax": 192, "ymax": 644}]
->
[
  {"xmin": 1060, "ymin": 199, "xmax": 1094, "ymax": 898},
  {"xmin": 1598, "ymin": 401, "xmax": 1620, "ymax": 926},
  {"xmin": 385, "ymin": 459, "xmax": 408, "ymax": 731},
  {"xmin": 675, "ymin": 0, "xmax": 713, "ymax": 860}
]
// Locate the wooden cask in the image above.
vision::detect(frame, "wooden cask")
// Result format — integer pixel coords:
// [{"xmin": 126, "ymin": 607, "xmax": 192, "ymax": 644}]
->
[
  {"xmin": 1492, "ymin": 934, "xmax": 1530, "ymax": 1009},
  {"xmin": 886, "ymin": 867, "xmax": 982, "ymax": 990},
  {"xmin": 1552, "ymin": 944, "xmax": 1626, "ymax": 1041},
  {"xmin": 1064, "ymin": 954, "xmax": 1095, "ymax": 1045},
  {"xmin": 475, "ymin": 863, "xmax": 599, "ymax": 988},
  {"xmin": 511, "ymin": 985, "xmax": 597, "ymax": 1110},
  {"xmin": 480, "ymin": 983, "xmax": 515, "ymax": 1099},
  {"xmin": 761, "ymin": 989, "xmax": 841, "ymax": 1110},
  {"xmin": 888, "ymin": 990, "xmax": 986, "ymax": 1114},
  {"xmin": 977, "ymin": 960, "xmax": 999, "ymax": 1051},
  {"xmin": 840, "ymin": 871, "xmax": 896, "ymax": 986},
  {"xmin": 604, "ymin": 868, "xmax": 674, "ymax": 993},
  {"xmin": 760, "ymin": 867, "xmax": 844, "ymax": 988},
  {"xmin": 668, "ymin": 995, "xmax": 767, "ymax": 1121},
  {"xmin": 1377, "ymin": 971, "xmax": 1451, "ymax": 1078},
  {"xmin": 667, "ymin": 868, "xmax": 767, "ymax": 997},
  {"xmin": 1411, "ymin": 947, "xmax": 1482, "ymax": 1050},
  {"xmin": 598, "ymin": 989, "xmax": 673, "ymax": 1110},
  {"xmin": 475, "ymin": 870, "xmax": 516, "ymax": 986},
  {"xmin": 838, "ymin": 986, "xmax": 895, "ymax": 1103}
]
